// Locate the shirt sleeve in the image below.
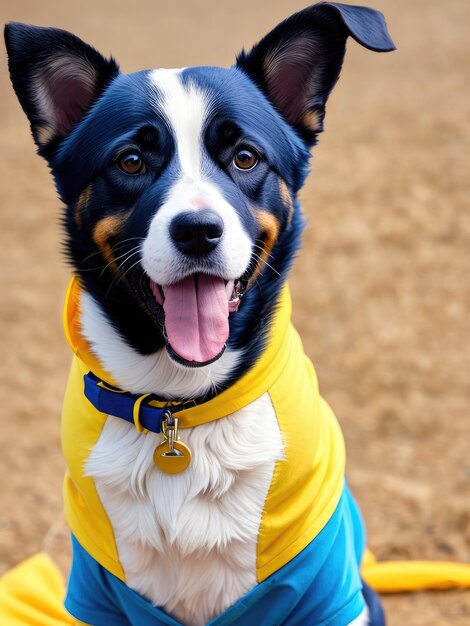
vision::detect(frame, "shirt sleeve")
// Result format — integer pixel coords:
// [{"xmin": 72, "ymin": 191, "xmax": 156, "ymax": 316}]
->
[{"xmin": 65, "ymin": 535, "xmax": 131, "ymax": 626}]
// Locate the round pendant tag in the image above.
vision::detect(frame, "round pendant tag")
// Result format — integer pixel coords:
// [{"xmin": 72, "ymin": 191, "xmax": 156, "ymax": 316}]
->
[{"xmin": 153, "ymin": 440, "xmax": 191, "ymax": 474}]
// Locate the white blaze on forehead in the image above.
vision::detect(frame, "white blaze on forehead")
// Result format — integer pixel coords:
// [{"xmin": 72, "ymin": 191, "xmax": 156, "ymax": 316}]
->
[
  {"xmin": 144, "ymin": 68, "xmax": 253, "ymax": 287},
  {"xmin": 149, "ymin": 69, "xmax": 209, "ymax": 179}
]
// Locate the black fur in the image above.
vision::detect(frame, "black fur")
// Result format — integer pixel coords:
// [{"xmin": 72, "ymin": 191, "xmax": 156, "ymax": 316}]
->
[{"xmin": 5, "ymin": 4, "xmax": 395, "ymax": 401}]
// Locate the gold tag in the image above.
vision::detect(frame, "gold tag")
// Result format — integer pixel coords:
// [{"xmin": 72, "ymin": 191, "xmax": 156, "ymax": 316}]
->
[{"xmin": 153, "ymin": 440, "xmax": 191, "ymax": 474}]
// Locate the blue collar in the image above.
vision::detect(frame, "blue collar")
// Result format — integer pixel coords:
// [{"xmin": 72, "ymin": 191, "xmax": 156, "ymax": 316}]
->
[{"xmin": 83, "ymin": 371, "xmax": 184, "ymax": 434}]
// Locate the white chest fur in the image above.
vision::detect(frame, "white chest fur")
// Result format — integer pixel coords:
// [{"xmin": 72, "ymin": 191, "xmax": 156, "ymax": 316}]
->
[
  {"xmin": 79, "ymin": 291, "xmax": 285, "ymax": 624},
  {"xmin": 77, "ymin": 294, "xmax": 366, "ymax": 626},
  {"xmin": 86, "ymin": 393, "xmax": 284, "ymax": 626}
]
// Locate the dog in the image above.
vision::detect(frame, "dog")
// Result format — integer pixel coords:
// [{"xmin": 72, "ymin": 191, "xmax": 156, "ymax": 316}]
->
[{"xmin": 5, "ymin": 4, "xmax": 395, "ymax": 625}]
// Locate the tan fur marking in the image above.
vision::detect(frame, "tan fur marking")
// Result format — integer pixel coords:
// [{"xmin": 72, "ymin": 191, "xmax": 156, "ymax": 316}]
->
[
  {"xmin": 92, "ymin": 214, "xmax": 128, "ymax": 274},
  {"xmin": 300, "ymin": 109, "xmax": 321, "ymax": 133},
  {"xmin": 252, "ymin": 209, "xmax": 280, "ymax": 283},
  {"xmin": 75, "ymin": 184, "xmax": 93, "ymax": 228},
  {"xmin": 35, "ymin": 124, "xmax": 55, "ymax": 146},
  {"xmin": 279, "ymin": 179, "xmax": 294, "ymax": 224}
]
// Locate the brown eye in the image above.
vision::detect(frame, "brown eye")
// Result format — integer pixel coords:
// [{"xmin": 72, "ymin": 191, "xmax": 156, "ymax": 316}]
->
[
  {"xmin": 117, "ymin": 150, "xmax": 146, "ymax": 175},
  {"xmin": 233, "ymin": 147, "xmax": 258, "ymax": 170}
]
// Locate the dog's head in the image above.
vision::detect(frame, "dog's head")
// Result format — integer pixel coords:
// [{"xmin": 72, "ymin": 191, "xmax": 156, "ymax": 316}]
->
[{"xmin": 5, "ymin": 4, "xmax": 394, "ymax": 381}]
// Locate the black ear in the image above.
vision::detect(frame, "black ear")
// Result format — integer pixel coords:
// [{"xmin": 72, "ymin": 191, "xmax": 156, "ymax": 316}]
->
[
  {"xmin": 4, "ymin": 22, "xmax": 119, "ymax": 157},
  {"xmin": 236, "ymin": 2, "xmax": 395, "ymax": 144}
]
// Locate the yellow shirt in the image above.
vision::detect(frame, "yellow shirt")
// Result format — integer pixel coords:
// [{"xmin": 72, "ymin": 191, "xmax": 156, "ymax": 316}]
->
[{"xmin": 61, "ymin": 276, "xmax": 345, "ymax": 584}]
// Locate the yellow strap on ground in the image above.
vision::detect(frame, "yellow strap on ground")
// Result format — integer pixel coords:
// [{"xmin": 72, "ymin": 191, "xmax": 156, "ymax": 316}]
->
[
  {"xmin": 0, "ymin": 553, "xmax": 73, "ymax": 625},
  {"xmin": 362, "ymin": 549, "xmax": 470, "ymax": 593},
  {"xmin": 1, "ymin": 551, "xmax": 469, "ymax": 625}
]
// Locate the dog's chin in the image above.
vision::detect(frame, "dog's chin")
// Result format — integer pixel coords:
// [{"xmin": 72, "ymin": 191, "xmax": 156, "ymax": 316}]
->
[{"xmin": 165, "ymin": 342, "xmax": 227, "ymax": 369}]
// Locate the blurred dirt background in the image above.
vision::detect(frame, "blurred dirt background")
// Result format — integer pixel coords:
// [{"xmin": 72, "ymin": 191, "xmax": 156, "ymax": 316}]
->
[{"xmin": 0, "ymin": 0, "xmax": 469, "ymax": 624}]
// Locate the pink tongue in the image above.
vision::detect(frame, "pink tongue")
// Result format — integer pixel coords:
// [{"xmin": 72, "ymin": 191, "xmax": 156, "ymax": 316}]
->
[{"xmin": 162, "ymin": 275, "xmax": 229, "ymax": 364}]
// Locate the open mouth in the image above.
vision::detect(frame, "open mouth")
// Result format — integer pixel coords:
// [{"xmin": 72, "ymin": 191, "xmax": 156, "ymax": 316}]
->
[{"xmin": 139, "ymin": 273, "xmax": 248, "ymax": 368}]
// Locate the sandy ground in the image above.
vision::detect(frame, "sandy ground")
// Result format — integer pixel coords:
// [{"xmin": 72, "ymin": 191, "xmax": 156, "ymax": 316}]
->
[{"xmin": 0, "ymin": 0, "xmax": 469, "ymax": 624}]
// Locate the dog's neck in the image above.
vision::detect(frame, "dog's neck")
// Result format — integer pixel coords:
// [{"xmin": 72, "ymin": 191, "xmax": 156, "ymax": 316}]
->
[
  {"xmin": 79, "ymin": 290, "xmax": 243, "ymax": 399},
  {"xmin": 77, "ymin": 203, "xmax": 304, "ymax": 400}
]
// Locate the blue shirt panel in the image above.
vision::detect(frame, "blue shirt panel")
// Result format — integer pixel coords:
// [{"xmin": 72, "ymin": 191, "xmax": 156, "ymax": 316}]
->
[{"xmin": 65, "ymin": 484, "xmax": 366, "ymax": 626}]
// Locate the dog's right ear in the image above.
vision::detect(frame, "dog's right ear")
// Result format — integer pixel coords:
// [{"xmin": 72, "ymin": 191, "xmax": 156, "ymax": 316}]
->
[{"xmin": 4, "ymin": 22, "xmax": 119, "ymax": 159}]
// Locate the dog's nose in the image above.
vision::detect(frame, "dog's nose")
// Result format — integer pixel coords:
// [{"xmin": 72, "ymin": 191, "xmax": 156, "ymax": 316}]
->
[{"xmin": 169, "ymin": 210, "xmax": 224, "ymax": 255}]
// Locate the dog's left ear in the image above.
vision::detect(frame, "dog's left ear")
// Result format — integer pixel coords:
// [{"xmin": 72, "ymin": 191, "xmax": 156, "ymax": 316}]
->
[
  {"xmin": 4, "ymin": 22, "xmax": 119, "ymax": 159},
  {"xmin": 236, "ymin": 2, "xmax": 395, "ymax": 144}
]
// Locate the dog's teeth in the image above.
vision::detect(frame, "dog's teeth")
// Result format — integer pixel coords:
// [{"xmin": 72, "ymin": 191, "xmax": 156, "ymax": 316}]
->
[{"xmin": 225, "ymin": 280, "xmax": 235, "ymax": 299}]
